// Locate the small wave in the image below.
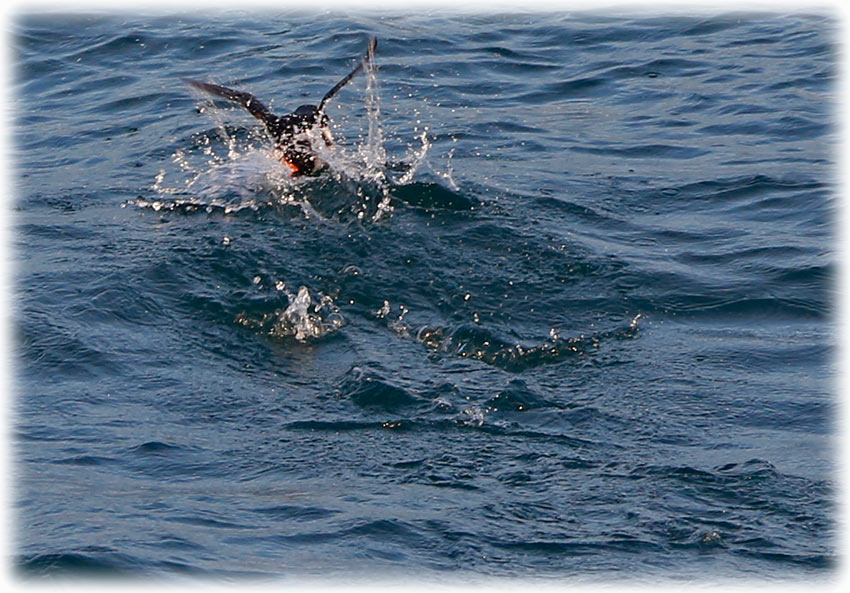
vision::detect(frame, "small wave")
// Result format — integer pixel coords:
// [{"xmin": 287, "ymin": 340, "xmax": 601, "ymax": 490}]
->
[
  {"xmin": 571, "ymin": 143, "xmax": 709, "ymax": 160},
  {"xmin": 129, "ymin": 441, "xmax": 182, "ymax": 455},
  {"xmin": 628, "ymin": 459, "xmax": 786, "ymax": 499},
  {"xmin": 250, "ymin": 504, "xmax": 340, "ymax": 522},
  {"xmin": 655, "ymin": 174, "xmax": 824, "ymax": 204},
  {"xmin": 17, "ymin": 550, "xmax": 136, "ymax": 577},
  {"xmin": 390, "ymin": 181, "xmax": 474, "ymax": 211},
  {"xmin": 16, "ymin": 548, "xmax": 244, "ymax": 579},
  {"xmin": 284, "ymin": 420, "xmax": 391, "ymax": 432},
  {"xmin": 490, "ymin": 537, "xmax": 664, "ymax": 556},
  {"xmin": 19, "ymin": 314, "xmax": 127, "ymax": 379},
  {"xmin": 335, "ymin": 367, "xmax": 423, "ymax": 411},
  {"xmin": 52, "ymin": 455, "xmax": 115, "ymax": 467},
  {"xmin": 484, "ymin": 384, "xmax": 556, "ymax": 413}
]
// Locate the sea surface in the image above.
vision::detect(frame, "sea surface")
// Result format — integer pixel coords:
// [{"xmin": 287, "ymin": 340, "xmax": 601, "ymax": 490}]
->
[{"xmin": 10, "ymin": 8, "xmax": 837, "ymax": 584}]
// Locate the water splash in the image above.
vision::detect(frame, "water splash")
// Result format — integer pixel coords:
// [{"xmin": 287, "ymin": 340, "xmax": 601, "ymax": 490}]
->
[
  {"xmin": 394, "ymin": 132, "xmax": 431, "ymax": 186},
  {"xmin": 236, "ymin": 285, "xmax": 345, "ymax": 342},
  {"xmin": 141, "ymin": 60, "xmax": 456, "ymax": 222},
  {"xmin": 303, "ymin": 56, "xmax": 396, "ymax": 222},
  {"xmin": 139, "ymin": 138, "xmax": 315, "ymax": 215},
  {"xmin": 272, "ymin": 286, "xmax": 344, "ymax": 341}
]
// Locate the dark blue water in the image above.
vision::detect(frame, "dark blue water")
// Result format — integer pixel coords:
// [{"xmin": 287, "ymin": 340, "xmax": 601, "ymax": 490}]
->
[{"xmin": 11, "ymin": 9, "xmax": 836, "ymax": 583}]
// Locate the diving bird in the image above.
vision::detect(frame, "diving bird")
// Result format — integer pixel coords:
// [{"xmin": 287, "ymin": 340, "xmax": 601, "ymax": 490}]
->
[{"xmin": 185, "ymin": 37, "xmax": 377, "ymax": 176}]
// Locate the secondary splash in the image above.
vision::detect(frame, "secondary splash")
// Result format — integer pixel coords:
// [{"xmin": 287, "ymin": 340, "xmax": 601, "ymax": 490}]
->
[{"xmin": 236, "ymin": 285, "xmax": 344, "ymax": 342}]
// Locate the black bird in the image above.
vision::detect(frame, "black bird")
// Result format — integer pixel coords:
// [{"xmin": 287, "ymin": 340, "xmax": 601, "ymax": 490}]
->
[{"xmin": 185, "ymin": 37, "xmax": 377, "ymax": 176}]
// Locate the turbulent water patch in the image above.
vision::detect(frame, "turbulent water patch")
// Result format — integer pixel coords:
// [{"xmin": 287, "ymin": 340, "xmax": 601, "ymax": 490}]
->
[{"xmin": 411, "ymin": 315, "xmax": 642, "ymax": 372}]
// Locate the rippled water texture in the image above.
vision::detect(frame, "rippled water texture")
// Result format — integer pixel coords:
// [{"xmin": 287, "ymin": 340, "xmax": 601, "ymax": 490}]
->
[{"xmin": 12, "ymin": 9, "xmax": 836, "ymax": 583}]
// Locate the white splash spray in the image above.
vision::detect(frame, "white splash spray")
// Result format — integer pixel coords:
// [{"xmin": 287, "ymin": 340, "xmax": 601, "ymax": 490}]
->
[
  {"xmin": 270, "ymin": 285, "xmax": 344, "ymax": 341},
  {"xmin": 143, "ymin": 57, "xmax": 454, "ymax": 222}
]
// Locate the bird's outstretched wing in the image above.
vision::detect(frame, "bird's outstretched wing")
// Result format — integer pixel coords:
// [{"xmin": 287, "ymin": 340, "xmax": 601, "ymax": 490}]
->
[
  {"xmin": 184, "ymin": 78, "xmax": 275, "ymax": 125},
  {"xmin": 318, "ymin": 37, "xmax": 378, "ymax": 112}
]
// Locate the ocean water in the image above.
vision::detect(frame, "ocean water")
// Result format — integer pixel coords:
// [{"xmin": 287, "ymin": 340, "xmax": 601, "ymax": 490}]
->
[{"xmin": 10, "ymin": 8, "xmax": 837, "ymax": 583}]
